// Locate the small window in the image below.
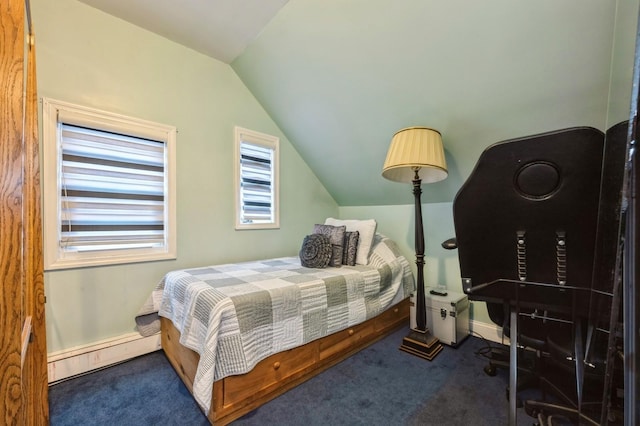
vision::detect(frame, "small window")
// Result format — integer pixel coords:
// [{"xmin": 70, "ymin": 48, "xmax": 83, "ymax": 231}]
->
[
  {"xmin": 234, "ymin": 126, "xmax": 279, "ymax": 230},
  {"xmin": 42, "ymin": 98, "xmax": 177, "ymax": 270}
]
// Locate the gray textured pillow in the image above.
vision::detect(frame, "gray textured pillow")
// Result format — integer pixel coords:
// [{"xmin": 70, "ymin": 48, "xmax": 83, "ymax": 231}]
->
[
  {"xmin": 342, "ymin": 231, "xmax": 359, "ymax": 266},
  {"xmin": 313, "ymin": 224, "xmax": 346, "ymax": 267},
  {"xmin": 299, "ymin": 234, "xmax": 332, "ymax": 268},
  {"xmin": 324, "ymin": 218, "xmax": 377, "ymax": 265}
]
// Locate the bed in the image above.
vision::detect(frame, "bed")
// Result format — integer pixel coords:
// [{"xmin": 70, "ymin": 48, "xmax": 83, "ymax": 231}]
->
[{"xmin": 135, "ymin": 232, "xmax": 414, "ymax": 425}]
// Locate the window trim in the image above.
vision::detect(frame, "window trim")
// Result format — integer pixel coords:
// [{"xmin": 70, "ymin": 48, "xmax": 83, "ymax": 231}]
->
[
  {"xmin": 42, "ymin": 98, "xmax": 177, "ymax": 270},
  {"xmin": 234, "ymin": 126, "xmax": 280, "ymax": 230}
]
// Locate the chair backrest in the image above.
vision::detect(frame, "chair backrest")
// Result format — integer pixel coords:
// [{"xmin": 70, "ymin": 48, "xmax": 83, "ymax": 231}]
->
[
  {"xmin": 452, "ymin": 125, "xmax": 628, "ymax": 327},
  {"xmin": 589, "ymin": 122, "xmax": 628, "ymax": 324}
]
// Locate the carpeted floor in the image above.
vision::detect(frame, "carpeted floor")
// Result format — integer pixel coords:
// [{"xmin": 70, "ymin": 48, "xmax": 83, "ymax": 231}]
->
[{"xmin": 49, "ymin": 327, "xmax": 541, "ymax": 425}]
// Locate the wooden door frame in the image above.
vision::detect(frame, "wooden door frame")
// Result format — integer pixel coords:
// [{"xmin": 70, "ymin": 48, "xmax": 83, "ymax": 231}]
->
[{"xmin": 1, "ymin": 0, "xmax": 48, "ymax": 423}]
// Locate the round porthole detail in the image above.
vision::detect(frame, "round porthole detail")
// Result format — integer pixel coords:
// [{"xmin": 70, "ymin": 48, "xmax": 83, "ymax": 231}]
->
[{"xmin": 514, "ymin": 161, "xmax": 560, "ymax": 200}]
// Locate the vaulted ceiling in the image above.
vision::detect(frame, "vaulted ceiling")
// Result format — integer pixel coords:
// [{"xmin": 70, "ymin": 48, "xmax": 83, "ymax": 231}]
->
[{"xmin": 78, "ymin": 0, "xmax": 638, "ymax": 206}]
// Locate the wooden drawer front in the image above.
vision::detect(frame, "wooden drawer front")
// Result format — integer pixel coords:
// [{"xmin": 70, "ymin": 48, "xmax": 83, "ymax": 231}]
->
[
  {"xmin": 375, "ymin": 298, "xmax": 410, "ymax": 332},
  {"xmin": 223, "ymin": 342, "xmax": 316, "ymax": 406},
  {"xmin": 319, "ymin": 321, "xmax": 375, "ymax": 360}
]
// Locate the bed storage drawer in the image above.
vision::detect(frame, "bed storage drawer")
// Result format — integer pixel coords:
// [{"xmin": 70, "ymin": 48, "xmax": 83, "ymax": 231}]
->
[
  {"xmin": 161, "ymin": 298, "xmax": 410, "ymax": 425},
  {"xmin": 222, "ymin": 342, "xmax": 316, "ymax": 406},
  {"xmin": 319, "ymin": 321, "xmax": 375, "ymax": 360},
  {"xmin": 374, "ymin": 298, "xmax": 410, "ymax": 332}
]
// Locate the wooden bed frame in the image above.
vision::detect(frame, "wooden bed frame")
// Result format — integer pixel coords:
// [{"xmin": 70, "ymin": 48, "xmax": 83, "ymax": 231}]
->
[{"xmin": 161, "ymin": 297, "xmax": 410, "ymax": 425}]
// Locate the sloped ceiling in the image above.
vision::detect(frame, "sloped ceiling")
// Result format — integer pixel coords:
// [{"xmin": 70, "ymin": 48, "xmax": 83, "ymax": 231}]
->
[
  {"xmin": 77, "ymin": 0, "xmax": 289, "ymax": 63},
  {"xmin": 232, "ymin": 0, "xmax": 629, "ymax": 206},
  {"xmin": 77, "ymin": 0, "xmax": 636, "ymax": 206}
]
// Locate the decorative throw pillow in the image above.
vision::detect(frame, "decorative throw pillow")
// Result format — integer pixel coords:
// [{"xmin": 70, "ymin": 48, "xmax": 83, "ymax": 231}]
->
[
  {"xmin": 324, "ymin": 218, "xmax": 377, "ymax": 265},
  {"xmin": 299, "ymin": 234, "xmax": 332, "ymax": 268},
  {"xmin": 342, "ymin": 231, "xmax": 359, "ymax": 266},
  {"xmin": 313, "ymin": 224, "xmax": 346, "ymax": 267}
]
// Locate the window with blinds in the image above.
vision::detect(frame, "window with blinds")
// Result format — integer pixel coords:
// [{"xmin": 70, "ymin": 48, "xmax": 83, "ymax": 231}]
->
[
  {"xmin": 43, "ymin": 98, "xmax": 177, "ymax": 270},
  {"xmin": 60, "ymin": 124, "xmax": 165, "ymax": 252},
  {"xmin": 234, "ymin": 127, "xmax": 280, "ymax": 229}
]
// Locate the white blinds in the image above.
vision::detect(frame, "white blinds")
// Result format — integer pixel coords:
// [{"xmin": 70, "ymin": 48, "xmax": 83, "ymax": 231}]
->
[
  {"xmin": 60, "ymin": 124, "xmax": 166, "ymax": 252},
  {"xmin": 239, "ymin": 141, "xmax": 274, "ymax": 224}
]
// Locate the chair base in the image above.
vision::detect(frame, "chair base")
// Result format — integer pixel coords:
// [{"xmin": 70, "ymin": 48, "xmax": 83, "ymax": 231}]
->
[{"xmin": 399, "ymin": 329, "xmax": 443, "ymax": 361}]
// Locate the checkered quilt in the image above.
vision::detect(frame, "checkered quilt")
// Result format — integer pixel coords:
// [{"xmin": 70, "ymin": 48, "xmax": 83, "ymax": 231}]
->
[{"xmin": 135, "ymin": 234, "xmax": 414, "ymax": 413}]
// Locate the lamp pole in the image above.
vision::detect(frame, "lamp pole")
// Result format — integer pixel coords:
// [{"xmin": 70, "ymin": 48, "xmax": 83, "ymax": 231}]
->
[
  {"xmin": 413, "ymin": 169, "xmax": 427, "ymax": 331},
  {"xmin": 397, "ymin": 167, "xmax": 442, "ymax": 360}
]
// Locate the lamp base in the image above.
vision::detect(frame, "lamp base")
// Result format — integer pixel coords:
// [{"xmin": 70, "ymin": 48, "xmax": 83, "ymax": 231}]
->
[{"xmin": 399, "ymin": 328, "xmax": 443, "ymax": 361}]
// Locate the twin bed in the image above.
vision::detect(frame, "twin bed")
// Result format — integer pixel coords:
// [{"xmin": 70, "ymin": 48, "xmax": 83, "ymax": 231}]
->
[{"xmin": 136, "ymin": 231, "xmax": 414, "ymax": 425}]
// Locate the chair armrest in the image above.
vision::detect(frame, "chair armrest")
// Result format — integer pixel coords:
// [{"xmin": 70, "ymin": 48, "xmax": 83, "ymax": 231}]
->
[{"xmin": 441, "ymin": 237, "xmax": 457, "ymax": 250}]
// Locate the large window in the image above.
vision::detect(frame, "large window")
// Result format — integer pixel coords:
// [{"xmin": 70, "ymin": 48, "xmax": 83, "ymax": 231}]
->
[
  {"xmin": 234, "ymin": 126, "xmax": 279, "ymax": 230},
  {"xmin": 42, "ymin": 98, "xmax": 177, "ymax": 270}
]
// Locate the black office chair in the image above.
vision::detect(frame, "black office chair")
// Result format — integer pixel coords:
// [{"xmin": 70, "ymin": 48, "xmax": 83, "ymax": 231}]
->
[
  {"xmin": 442, "ymin": 237, "xmax": 549, "ymax": 405},
  {"xmin": 524, "ymin": 121, "xmax": 628, "ymax": 425},
  {"xmin": 447, "ymin": 122, "xmax": 628, "ymax": 424}
]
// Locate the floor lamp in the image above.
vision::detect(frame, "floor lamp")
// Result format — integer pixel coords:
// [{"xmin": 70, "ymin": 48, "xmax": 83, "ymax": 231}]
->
[{"xmin": 382, "ymin": 127, "xmax": 448, "ymax": 361}]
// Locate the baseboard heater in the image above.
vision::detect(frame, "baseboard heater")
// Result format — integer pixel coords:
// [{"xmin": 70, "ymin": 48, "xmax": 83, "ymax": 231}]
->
[
  {"xmin": 46, "ymin": 320, "xmax": 504, "ymax": 384},
  {"xmin": 47, "ymin": 332, "xmax": 161, "ymax": 384}
]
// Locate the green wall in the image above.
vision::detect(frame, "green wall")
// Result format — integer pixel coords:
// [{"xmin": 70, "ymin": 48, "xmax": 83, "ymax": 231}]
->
[
  {"xmin": 608, "ymin": 0, "xmax": 640, "ymax": 127},
  {"xmin": 338, "ymin": 204, "xmax": 481, "ymax": 319},
  {"xmin": 341, "ymin": 0, "xmax": 640, "ymax": 327},
  {"xmin": 33, "ymin": 0, "xmax": 338, "ymax": 353},
  {"xmin": 33, "ymin": 0, "xmax": 640, "ymax": 353}
]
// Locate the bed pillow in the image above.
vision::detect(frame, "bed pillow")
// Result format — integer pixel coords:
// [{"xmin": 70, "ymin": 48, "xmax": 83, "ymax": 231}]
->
[
  {"xmin": 313, "ymin": 224, "xmax": 346, "ymax": 267},
  {"xmin": 324, "ymin": 218, "xmax": 377, "ymax": 265},
  {"xmin": 299, "ymin": 234, "xmax": 332, "ymax": 268},
  {"xmin": 342, "ymin": 231, "xmax": 359, "ymax": 266}
]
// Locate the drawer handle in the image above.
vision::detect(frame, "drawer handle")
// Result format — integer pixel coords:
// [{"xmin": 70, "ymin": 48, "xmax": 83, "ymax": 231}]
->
[
  {"xmin": 273, "ymin": 361, "xmax": 281, "ymax": 370},
  {"xmin": 393, "ymin": 308, "xmax": 399, "ymax": 313},
  {"xmin": 348, "ymin": 329, "xmax": 355, "ymax": 336}
]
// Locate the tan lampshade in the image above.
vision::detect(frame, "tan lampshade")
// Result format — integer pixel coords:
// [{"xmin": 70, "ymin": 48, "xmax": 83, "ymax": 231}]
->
[{"xmin": 382, "ymin": 127, "xmax": 448, "ymax": 183}]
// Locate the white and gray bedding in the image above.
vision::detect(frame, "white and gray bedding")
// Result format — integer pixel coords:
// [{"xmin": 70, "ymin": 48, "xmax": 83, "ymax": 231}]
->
[{"xmin": 135, "ymin": 234, "xmax": 414, "ymax": 413}]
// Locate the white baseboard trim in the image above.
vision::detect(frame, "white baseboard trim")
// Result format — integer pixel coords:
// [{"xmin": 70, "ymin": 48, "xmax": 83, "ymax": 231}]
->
[
  {"xmin": 46, "ymin": 321, "xmax": 505, "ymax": 384},
  {"xmin": 47, "ymin": 332, "xmax": 161, "ymax": 384},
  {"xmin": 469, "ymin": 319, "xmax": 510, "ymax": 345}
]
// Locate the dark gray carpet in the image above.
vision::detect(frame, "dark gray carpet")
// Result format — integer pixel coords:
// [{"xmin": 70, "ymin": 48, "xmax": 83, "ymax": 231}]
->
[{"xmin": 49, "ymin": 328, "xmax": 540, "ymax": 425}]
